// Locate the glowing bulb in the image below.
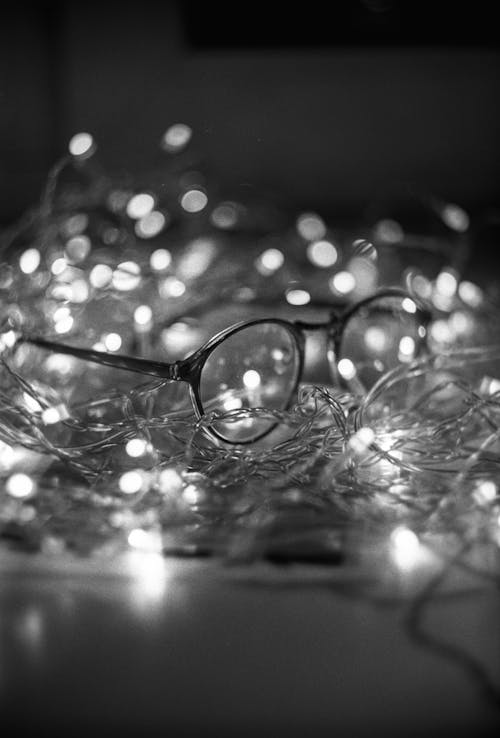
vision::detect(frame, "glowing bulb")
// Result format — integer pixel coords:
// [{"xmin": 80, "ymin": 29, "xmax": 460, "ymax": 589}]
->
[
  {"xmin": 0, "ymin": 330, "xmax": 17, "ymax": 353},
  {"xmin": 119, "ymin": 470, "xmax": 145, "ymax": 495},
  {"xmin": 159, "ymin": 467, "xmax": 184, "ymax": 494},
  {"xmin": 243, "ymin": 370, "xmax": 261, "ymax": 390},
  {"xmin": 473, "ymin": 480, "xmax": 497, "ymax": 505},
  {"xmin": 338, "ymin": 358, "xmax": 356, "ymax": 381},
  {"xmin": 402, "ymin": 298, "xmax": 417, "ymax": 314},
  {"xmin": 159, "ymin": 276, "xmax": 186, "ymax": 299},
  {"xmin": 348, "ymin": 426, "xmax": 375, "ymax": 456},
  {"xmin": 126, "ymin": 438, "xmax": 148, "ymax": 458},
  {"xmin": 211, "ymin": 202, "xmax": 239, "ymax": 229},
  {"xmin": 390, "ymin": 527, "xmax": 420, "ymax": 569},
  {"xmin": 19, "ymin": 248, "xmax": 41, "ymax": 274},
  {"xmin": 113, "ymin": 262, "xmax": 141, "ymax": 291},
  {"xmin": 365, "ymin": 326, "xmax": 388, "ymax": 353},
  {"xmin": 286, "ymin": 289, "xmax": 310, "ymax": 306},
  {"xmin": 42, "ymin": 404, "xmax": 69, "ymax": 425},
  {"xmin": 256, "ymin": 248, "xmax": 285, "ymax": 275},
  {"xmin": 296, "ymin": 213, "xmax": 326, "ymax": 241},
  {"xmin": 223, "ymin": 396, "xmax": 243, "ymax": 411},
  {"xmin": 103, "ymin": 333, "xmax": 122, "ymax": 352},
  {"xmin": 23, "ymin": 392, "xmax": 42, "ymax": 413},
  {"xmin": 128, "ymin": 528, "xmax": 161, "ymax": 552},
  {"xmin": 150, "ymin": 248, "xmax": 172, "ymax": 271},
  {"xmin": 180, "ymin": 189, "xmax": 208, "ymax": 213},
  {"xmin": 330, "ymin": 271, "xmax": 356, "ymax": 295},
  {"xmin": 90, "ymin": 264, "xmax": 113, "ymax": 289},
  {"xmin": 65, "ymin": 235, "xmax": 91, "ymax": 263},
  {"xmin": 373, "ymin": 219, "xmax": 404, "ymax": 244},
  {"xmin": 430, "ymin": 320, "xmax": 453, "ymax": 344},
  {"xmin": 458, "ymin": 281, "xmax": 483, "ymax": 308},
  {"xmin": 54, "ymin": 315, "xmax": 74, "ymax": 334},
  {"xmin": 68, "ymin": 132, "xmax": 95, "ymax": 157},
  {"xmin": 307, "ymin": 240, "xmax": 338, "ymax": 268},
  {"xmin": 134, "ymin": 305, "xmax": 153, "ymax": 327},
  {"xmin": 6, "ymin": 473, "xmax": 36, "ymax": 499},
  {"xmin": 135, "ymin": 211, "xmax": 166, "ymax": 239},
  {"xmin": 162, "ymin": 123, "xmax": 192, "ymax": 152},
  {"xmin": 51, "ymin": 257, "xmax": 67, "ymax": 275},
  {"xmin": 126, "ymin": 193, "xmax": 155, "ymax": 220},
  {"xmin": 398, "ymin": 336, "xmax": 415, "ymax": 358},
  {"xmin": 441, "ymin": 203, "xmax": 469, "ymax": 232},
  {"xmin": 436, "ymin": 270, "xmax": 458, "ymax": 297}
]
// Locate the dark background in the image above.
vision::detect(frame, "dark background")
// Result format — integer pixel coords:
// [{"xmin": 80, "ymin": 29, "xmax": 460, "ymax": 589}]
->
[{"xmin": 0, "ymin": 0, "xmax": 499, "ymax": 228}]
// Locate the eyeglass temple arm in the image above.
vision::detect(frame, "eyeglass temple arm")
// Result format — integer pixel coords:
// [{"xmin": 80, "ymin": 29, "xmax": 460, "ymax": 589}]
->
[{"xmin": 18, "ymin": 336, "xmax": 182, "ymax": 381}]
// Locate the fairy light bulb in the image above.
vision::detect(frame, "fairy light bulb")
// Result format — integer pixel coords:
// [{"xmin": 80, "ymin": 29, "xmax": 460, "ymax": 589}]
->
[
  {"xmin": 150, "ymin": 248, "xmax": 172, "ymax": 272},
  {"xmin": 296, "ymin": 213, "xmax": 326, "ymax": 241},
  {"xmin": 134, "ymin": 305, "xmax": 153, "ymax": 329},
  {"xmin": 68, "ymin": 132, "xmax": 95, "ymax": 158},
  {"xmin": 390, "ymin": 526, "xmax": 420, "ymax": 570},
  {"xmin": 180, "ymin": 189, "xmax": 208, "ymax": 213},
  {"xmin": 19, "ymin": 248, "xmax": 41, "ymax": 275},
  {"xmin": 330, "ymin": 271, "xmax": 356, "ymax": 295},
  {"xmin": 286, "ymin": 288, "xmax": 310, "ymax": 306},
  {"xmin": 256, "ymin": 248, "xmax": 284, "ymax": 276},
  {"xmin": 126, "ymin": 438, "xmax": 148, "ymax": 458},
  {"xmin": 103, "ymin": 333, "xmax": 122, "ymax": 352},
  {"xmin": 337, "ymin": 358, "xmax": 356, "ymax": 381},
  {"xmin": 126, "ymin": 193, "xmax": 155, "ymax": 220},
  {"xmin": 162, "ymin": 123, "xmax": 192, "ymax": 152},
  {"xmin": 6, "ymin": 473, "xmax": 36, "ymax": 499},
  {"xmin": 307, "ymin": 240, "xmax": 338, "ymax": 268},
  {"xmin": 158, "ymin": 467, "xmax": 184, "ymax": 495},
  {"xmin": 119, "ymin": 470, "xmax": 146, "ymax": 495},
  {"xmin": 243, "ymin": 370, "xmax": 261, "ymax": 390},
  {"xmin": 90, "ymin": 264, "xmax": 113, "ymax": 289}
]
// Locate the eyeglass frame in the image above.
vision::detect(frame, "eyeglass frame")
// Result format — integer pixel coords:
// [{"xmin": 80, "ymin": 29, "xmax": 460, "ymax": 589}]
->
[{"xmin": 18, "ymin": 287, "xmax": 431, "ymax": 444}]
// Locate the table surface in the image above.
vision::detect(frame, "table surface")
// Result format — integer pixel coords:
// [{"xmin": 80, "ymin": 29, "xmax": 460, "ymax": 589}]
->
[{"xmin": 1, "ymin": 547, "xmax": 499, "ymax": 738}]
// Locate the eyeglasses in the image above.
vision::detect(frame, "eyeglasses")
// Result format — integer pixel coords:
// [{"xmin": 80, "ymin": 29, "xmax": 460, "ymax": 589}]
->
[{"xmin": 19, "ymin": 288, "xmax": 430, "ymax": 444}]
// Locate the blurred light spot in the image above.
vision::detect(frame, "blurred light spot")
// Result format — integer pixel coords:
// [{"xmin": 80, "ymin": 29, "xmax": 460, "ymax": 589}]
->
[
  {"xmin": 408, "ymin": 273, "xmax": 432, "ymax": 299},
  {"xmin": 479, "ymin": 376, "xmax": 500, "ymax": 396},
  {"xmin": 90, "ymin": 263, "xmax": 113, "ymax": 289},
  {"xmin": 243, "ymin": 370, "xmax": 261, "ymax": 390},
  {"xmin": 180, "ymin": 189, "xmax": 208, "ymax": 213},
  {"xmin": 365, "ymin": 326, "xmax": 388, "ymax": 353},
  {"xmin": 458, "ymin": 281, "xmax": 483, "ymax": 308},
  {"xmin": 6, "ymin": 473, "xmax": 36, "ymax": 499},
  {"xmin": 135, "ymin": 210, "xmax": 166, "ymax": 239},
  {"xmin": 162, "ymin": 123, "xmax": 192, "ymax": 152},
  {"xmin": 436, "ymin": 270, "xmax": 458, "ymax": 297},
  {"xmin": 256, "ymin": 248, "xmax": 285, "ymax": 275},
  {"xmin": 161, "ymin": 322, "xmax": 197, "ymax": 355},
  {"xmin": 177, "ymin": 238, "xmax": 217, "ymax": 280},
  {"xmin": 51, "ymin": 257, "xmax": 67, "ymax": 276},
  {"xmin": 19, "ymin": 248, "xmax": 41, "ymax": 274},
  {"xmin": 68, "ymin": 132, "xmax": 95, "ymax": 158},
  {"xmin": 373, "ymin": 219, "xmax": 404, "ymax": 244},
  {"xmin": 42, "ymin": 404, "xmax": 69, "ymax": 425},
  {"xmin": 54, "ymin": 314, "xmax": 74, "ymax": 334},
  {"xmin": 338, "ymin": 358, "xmax": 356, "ymax": 381},
  {"xmin": 113, "ymin": 261, "xmax": 141, "ymax": 291},
  {"xmin": 103, "ymin": 333, "xmax": 122, "ymax": 352},
  {"xmin": 473, "ymin": 480, "xmax": 497, "ymax": 505},
  {"xmin": 126, "ymin": 193, "xmax": 155, "ymax": 220},
  {"xmin": 430, "ymin": 320, "xmax": 453, "ymax": 344},
  {"xmin": 134, "ymin": 304, "xmax": 153, "ymax": 327},
  {"xmin": 65, "ymin": 235, "xmax": 91, "ymax": 263},
  {"xmin": 150, "ymin": 248, "xmax": 172, "ymax": 272},
  {"xmin": 449, "ymin": 310, "xmax": 473, "ymax": 335},
  {"xmin": 402, "ymin": 297, "xmax": 417, "ymax": 314},
  {"xmin": 0, "ymin": 330, "xmax": 17, "ymax": 353},
  {"xmin": 307, "ymin": 240, "xmax": 338, "ymax": 268},
  {"xmin": 45, "ymin": 354, "xmax": 74, "ymax": 375},
  {"xmin": 286, "ymin": 288, "xmax": 310, "ymax": 306},
  {"xmin": 23, "ymin": 392, "xmax": 42, "ymax": 413},
  {"xmin": 296, "ymin": 213, "xmax": 326, "ymax": 241},
  {"xmin": 352, "ymin": 238, "xmax": 377, "ymax": 260},
  {"xmin": 211, "ymin": 201, "xmax": 239, "ymax": 229},
  {"xmin": 390, "ymin": 526, "xmax": 420, "ymax": 570},
  {"xmin": 159, "ymin": 276, "xmax": 186, "ymax": 299},
  {"xmin": 223, "ymin": 395, "xmax": 243, "ymax": 411},
  {"xmin": 119, "ymin": 470, "xmax": 145, "ymax": 494},
  {"xmin": 348, "ymin": 257, "xmax": 377, "ymax": 296},
  {"xmin": 348, "ymin": 426, "xmax": 375, "ymax": 456},
  {"xmin": 126, "ymin": 438, "xmax": 148, "ymax": 458},
  {"xmin": 398, "ymin": 335, "xmax": 415, "ymax": 361},
  {"xmin": 441, "ymin": 203, "xmax": 469, "ymax": 233},
  {"xmin": 330, "ymin": 271, "xmax": 356, "ymax": 295},
  {"xmin": 159, "ymin": 467, "xmax": 184, "ymax": 494},
  {"xmin": 69, "ymin": 279, "xmax": 90, "ymax": 304}
]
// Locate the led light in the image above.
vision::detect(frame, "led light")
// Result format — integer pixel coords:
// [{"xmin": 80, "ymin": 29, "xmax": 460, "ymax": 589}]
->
[
  {"xmin": 307, "ymin": 240, "xmax": 338, "ymax": 268},
  {"xmin": 126, "ymin": 193, "xmax": 155, "ymax": 220},
  {"xmin": 436, "ymin": 270, "xmax": 458, "ymax": 297},
  {"xmin": 398, "ymin": 336, "xmax": 416, "ymax": 358},
  {"xmin": 390, "ymin": 526, "xmax": 420, "ymax": 569},
  {"xmin": 42, "ymin": 404, "xmax": 69, "ymax": 425},
  {"xmin": 183, "ymin": 484, "xmax": 204, "ymax": 505},
  {"xmin": 158, "ymin": 467, "xmax": 184, "ymax": 494},
  {"xmin": 23, "ymin": 393, "xmax": 42, "ymax": 413},
  {"xmin": 441, "ymin": 203, "xmax": 469, "ymax": 233},
  {"xmin": 6, "ymin": 473, "xmax": 36, "ymax": 499},
  {"xmin": 256, "ymin": 248, "xmax": 285, "ymax": 275},
  {"xmin": 134, "ymin": 305, "xmax": 153, "ymax": 327},
  {"xmin": 126, "ymin": 438, "xmax": 148, "ymax": 458},
  {"xmin": 348, "ymin": 426, "xmax": 375, "ymax": 455},
  {"xmin": 113, "ymin": 261, "xmax": 141, "ymax": 291},
  {"xmin": 19, "ymin": 248, "xmax": 41, "ymax": 274},
  {"xmin": 119, "ymin": 470, "xmax": 145, "ymax": 495},
  {"xmin": 150, "ymin": 248, "xmax": 172, "ymax": 272},
  {"xmin": 473, "ymin": 480, "xmax": 497, "ymax": 505},
  {"xmin": 0, "ymin": 330, "xmax": 17, "ymax": 353},
  {"xmin": 296, "ymin": 212, "xmax": 326, "ymax": 241},
  {"xmin": 103, "ymin": 333, "xmax": 122, "ymax": 352},
  {"xmin": 159, "ymin": 276, "xmax": 186, "ymax": 299},
  {"xmin": 243, "ymin": 370, "xmax": 261, "ymax": 390},
  {"xmin": 68, "ymin": 132, "xmax": 95, "ymax": 158},
  {"xmin": 180, "ymin": 189, "xmax": 208, "ymax": 213},
  {"xmin": 373, "ymin": 219, "xmax": 403, "ymax": 244},
  {"xmin": 135, "ymin": 210, "xmax": 166, "ymax": 238},
  {"xmin": 330, "ymin": 271, "xmax": 356, "ymax": 295},
  {"xmin": 458, "ymin": 281, "xmax": 483, "ymax": 308},
  {"xmin": 365, "ymin": 326, "xmax": 388, "ymax": 353},
  {"xmin": 162, "ymin": 123, "xmax": 192, "ymax": 152},
  {"xmin": 65, "ymin": 235, "xmax": 91, "ymax": 263},
  {"xmin": 90, "ymin": 264, "xmax": 113, "ymax": 289},
  {"xmin": 211, "ymin": 202, "xmax": 239, "ymax": 229},
  {"xmin": 286, "ymin": 288, "xmax": 310, "ymax": 306},
  {"xmin": 402, "ymin": 297, "xmax": 417, "ymax": 314},
  {"xmin": 54, "ymin": 315, "xmax": 74, "ymax": 334},
  {"xmin": 338, "ymin": 358, "xmax": 356, "ymax": 381},
  {"xmin": 51, "ymin": 257, "xmax": 67, "ymax": 275},
  {"xmin": 223, "ymin": 396, "xmax": 243, "ymax": 411}
]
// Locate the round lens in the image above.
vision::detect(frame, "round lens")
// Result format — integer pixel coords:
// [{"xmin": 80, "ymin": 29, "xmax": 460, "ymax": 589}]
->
[
  {"xmin": 337, "ymin": 295, "xmax": 425, "ymax": 391},
  {"xmin": 199, "ymin": 322, "xmax": 300, "ymax": 442}
]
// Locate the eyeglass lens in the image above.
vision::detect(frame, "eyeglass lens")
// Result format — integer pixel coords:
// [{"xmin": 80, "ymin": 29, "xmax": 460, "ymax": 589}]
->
[{"xmin": 199, "ymin": 322, "xmax": 300, "ymax": 442}]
